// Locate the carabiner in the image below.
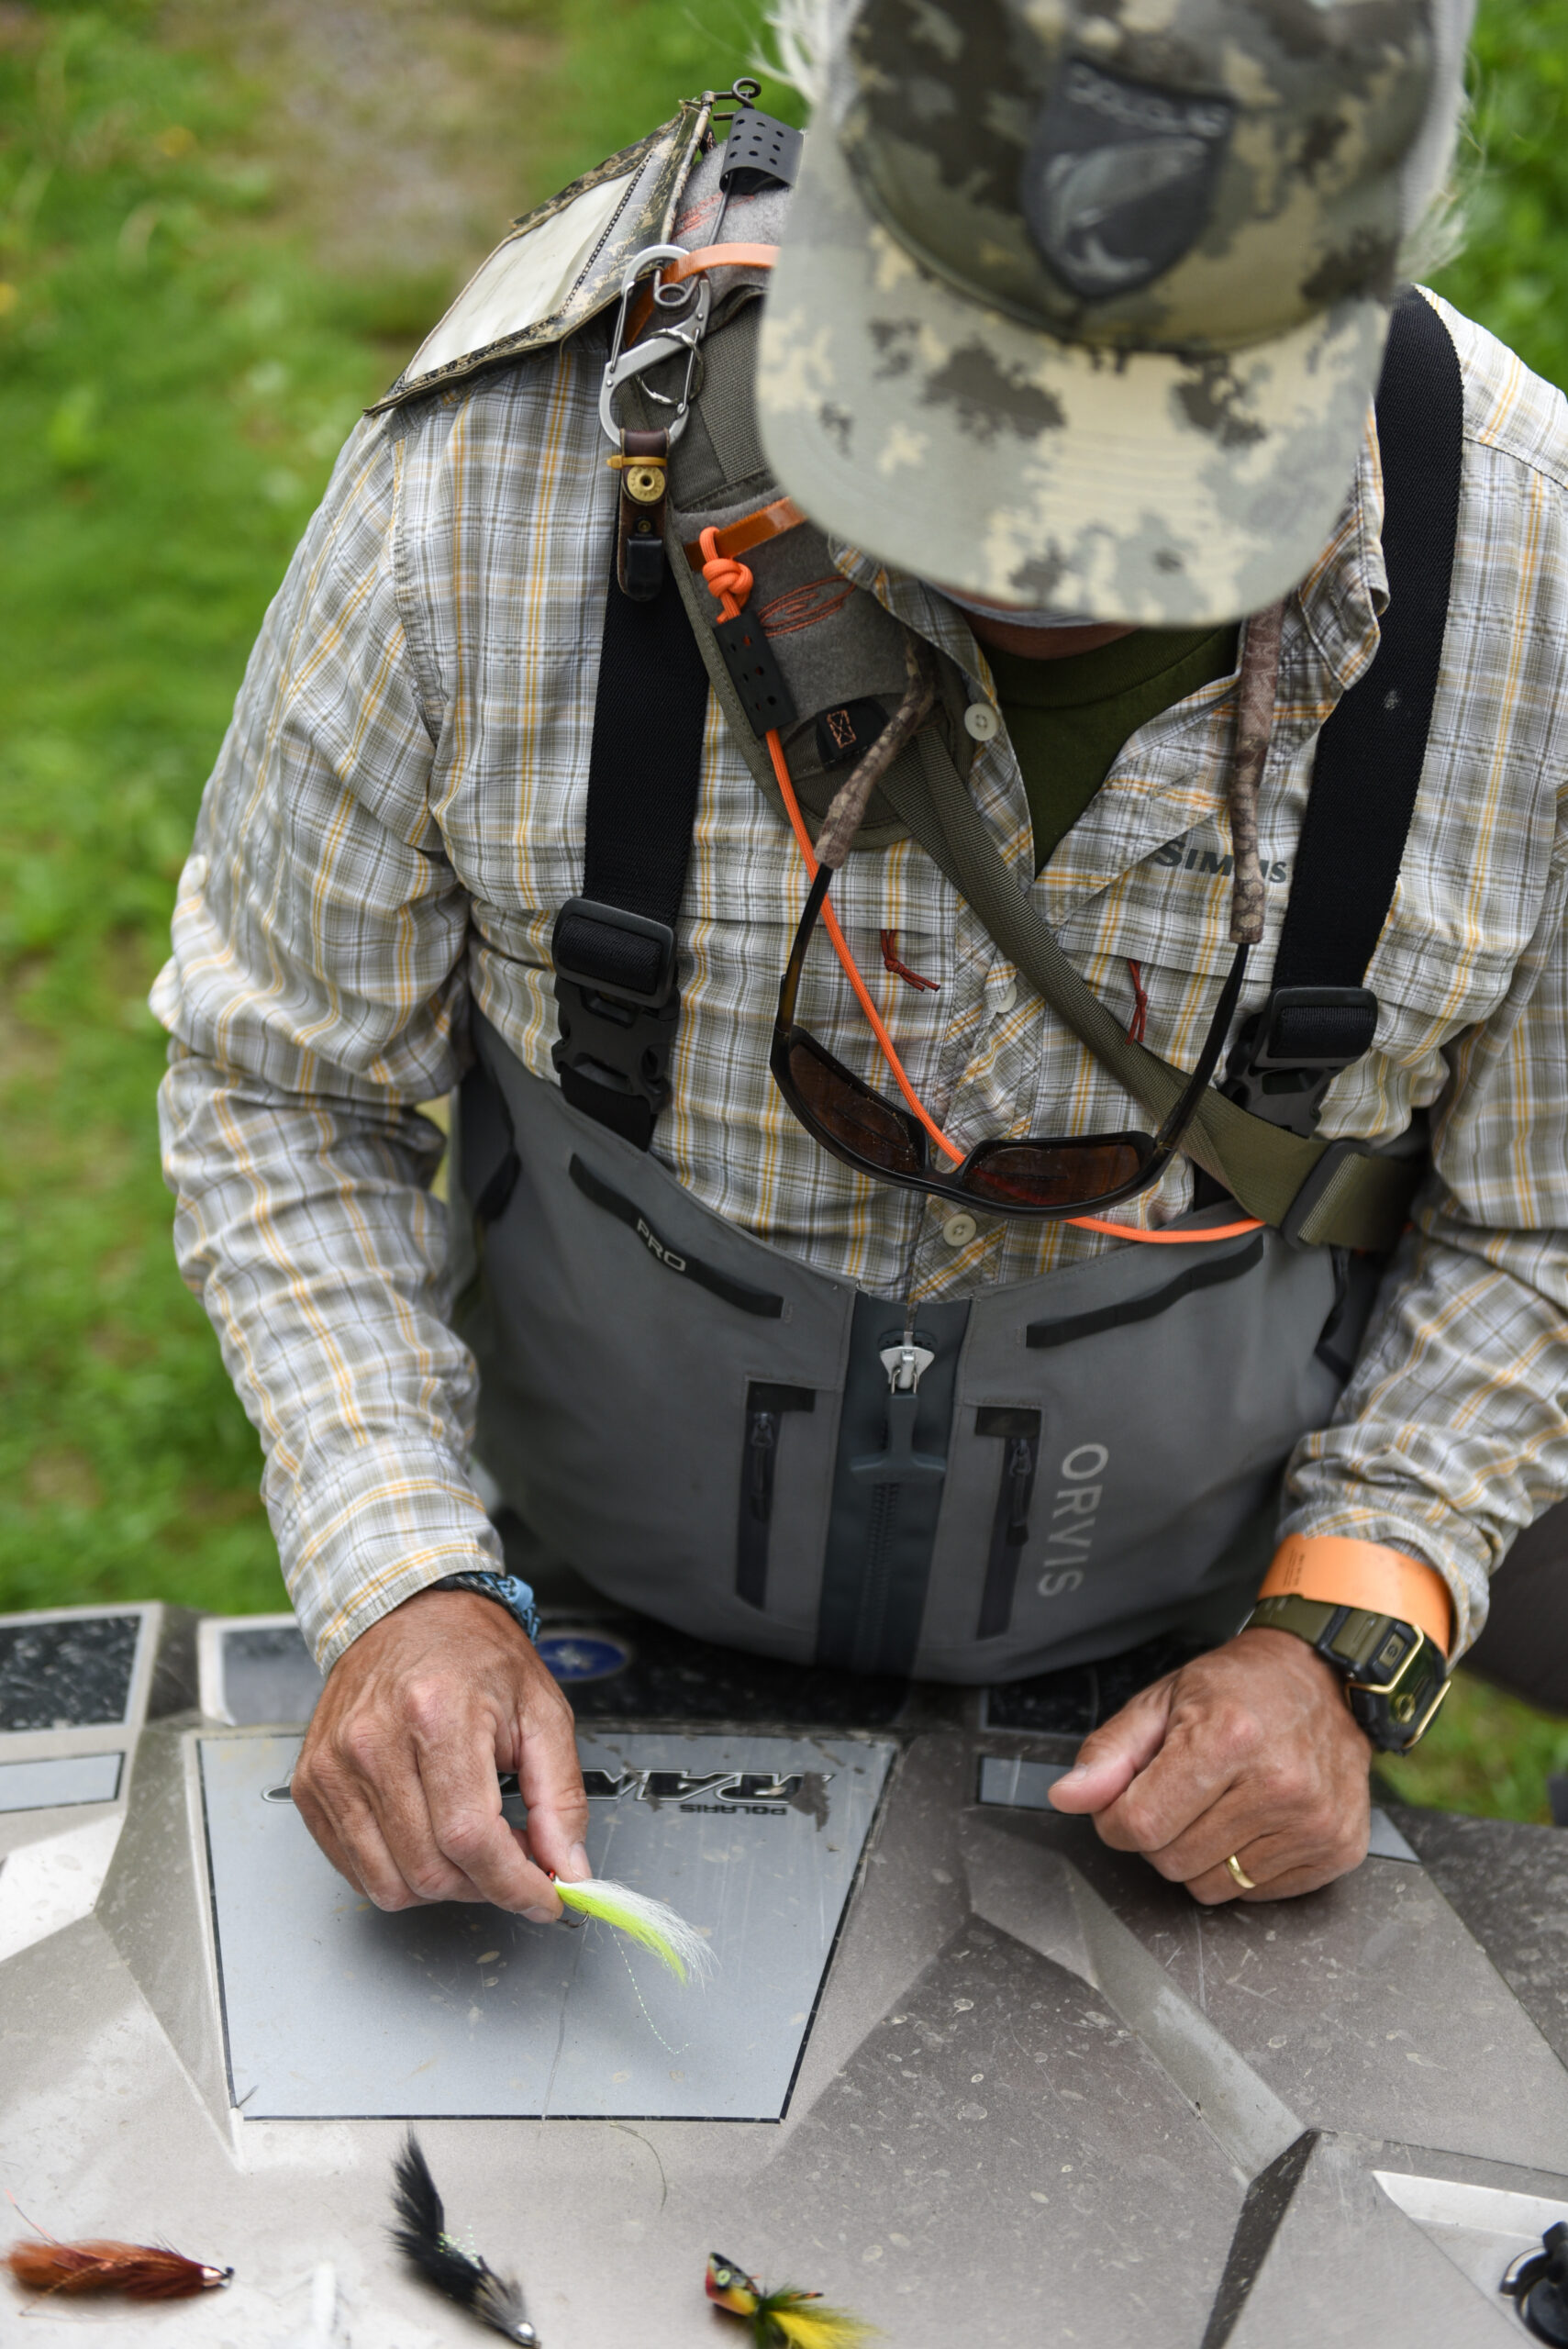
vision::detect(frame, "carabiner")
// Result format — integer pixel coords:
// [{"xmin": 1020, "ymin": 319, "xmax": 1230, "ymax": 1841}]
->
[{"xmin": 599, "ymin": 243, "xmax": 711, "ymax": 447}]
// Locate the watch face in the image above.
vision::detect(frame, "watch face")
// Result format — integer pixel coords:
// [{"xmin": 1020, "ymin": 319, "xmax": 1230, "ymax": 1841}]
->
[{"xmin": 1371, "ymin": 1626, "xmax": 1415, "ymax": 1676}]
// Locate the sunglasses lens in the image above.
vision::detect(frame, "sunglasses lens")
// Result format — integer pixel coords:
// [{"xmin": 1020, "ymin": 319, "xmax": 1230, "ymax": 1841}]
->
[
  {"xmin": 788, "ymin": 1039, "xmax": 924, "ymax": 1174},
  {"xmin": 961, "ymin": 1139, "xmax": 1149, "ymax": 1208}
]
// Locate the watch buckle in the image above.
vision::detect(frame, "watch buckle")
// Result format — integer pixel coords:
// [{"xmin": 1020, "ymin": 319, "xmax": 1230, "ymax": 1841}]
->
[{"xmin": 1344, "ymin": 1620, "xmax": 1450, "ymax": 1748}]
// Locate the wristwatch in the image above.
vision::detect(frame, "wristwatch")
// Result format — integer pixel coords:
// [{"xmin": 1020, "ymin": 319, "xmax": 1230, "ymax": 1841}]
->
[
  {"xmin": 425, "ymin": 1570, "xmax": 540, "ymax": 1645},
  {"xmin": 1243, "ymin": 1592, "xmax": 1451, "ymax": 1753}
]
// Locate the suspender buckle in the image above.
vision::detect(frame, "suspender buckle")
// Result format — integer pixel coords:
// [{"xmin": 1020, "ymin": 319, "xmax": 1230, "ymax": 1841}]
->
[
  {"xmin": 1223, "ymin": 985, "xmax": 1379, "ymax": 1140},
  {"xmin": 551, "ymin": 898, "xmax": 681, "ymax": 1139}
]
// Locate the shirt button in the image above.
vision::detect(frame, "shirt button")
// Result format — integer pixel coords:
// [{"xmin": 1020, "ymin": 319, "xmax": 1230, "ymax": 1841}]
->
[
  {"xmin": 963, "ymin": 702, "xmax": 1001, "ymax": 742},
  {"xmin": 941, "ymin": 1211, "xmax": 979, "ymax": 1249},
  {"xmin": 991, "ymin": 977, "xmax": 1018, "ymax": 1017}
]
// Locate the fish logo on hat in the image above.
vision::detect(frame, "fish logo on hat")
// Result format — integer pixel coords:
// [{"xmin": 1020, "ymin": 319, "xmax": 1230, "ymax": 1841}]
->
[{"xmin": 1023, "ymin": 62, "xmax": 1235, "ymax": 301}]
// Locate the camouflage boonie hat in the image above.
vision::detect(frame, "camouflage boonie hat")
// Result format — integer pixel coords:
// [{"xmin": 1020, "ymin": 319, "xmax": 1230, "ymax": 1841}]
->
[{"xmin": 757, "ymin": 0, "xmax": 1469, "ymax": 626}]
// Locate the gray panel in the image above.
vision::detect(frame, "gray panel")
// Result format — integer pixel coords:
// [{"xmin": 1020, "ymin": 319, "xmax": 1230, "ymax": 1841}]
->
[
  {"xmin": 0, "ymin": 1752, "xmax": 122, "ymax": 1811},
  {"xmin": 1365, "ymin": 1804, "xmax": 1419, "ymax": 1864},
  {"xmin": 219, "ymin": 1621, "xmax": 321, "ymax": 1726},
  {"xmin": 1392, "ymin": 1804, "xmax": 1568, "ymax": 2066},
  {"xmin": 976, "ymin": 1753, "xmax": 1070, "ymax": 1809},
  {"xmin": 1225, "ymin": 2133, "xmax": 1518, "ymax": 2345},
  {"xmin": 715, "ymin": 1920, "xmax": 1247, "ymax": 2349},
  {"xmin": 1038, "ymin": 1812, "xmax": 1568, "ymax": 2173},
  {"xmin": 201, "ymin": 1731, "xmax": 893, "ymax": 2120}
]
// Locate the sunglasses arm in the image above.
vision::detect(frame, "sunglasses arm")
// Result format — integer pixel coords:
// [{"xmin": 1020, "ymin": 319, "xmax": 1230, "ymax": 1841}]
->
[
  {"xmin": 1152, "ymin": 941, "xmax": 1251, "ymax": 1152},
  {"xmin": 776, "ymin": 865, "xmax": 833, "ymax": 1031}
]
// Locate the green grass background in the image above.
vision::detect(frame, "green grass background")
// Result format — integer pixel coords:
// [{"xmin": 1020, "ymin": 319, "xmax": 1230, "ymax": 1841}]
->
[{"xmin": 2, "ymin": 0, "xmax": 1565, "ymax": 1820}]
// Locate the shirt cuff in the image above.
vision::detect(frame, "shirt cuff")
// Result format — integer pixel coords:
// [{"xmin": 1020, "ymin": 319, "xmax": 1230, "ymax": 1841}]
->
[{"xmin": 272, "ymin": 1437, "xmax": 507, "ymax": 1670}]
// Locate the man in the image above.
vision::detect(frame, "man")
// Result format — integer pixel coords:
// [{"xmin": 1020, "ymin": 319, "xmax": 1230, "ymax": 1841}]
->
[{"xmin": 155, "ymin": 0, "xmax": 1568, "ymax": 1929}]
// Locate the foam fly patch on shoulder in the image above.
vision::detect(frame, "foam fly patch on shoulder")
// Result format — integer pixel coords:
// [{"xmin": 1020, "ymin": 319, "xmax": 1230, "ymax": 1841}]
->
[{"xmin": 373, "ymin": 99, "xmax": 707, "ymax": 413}]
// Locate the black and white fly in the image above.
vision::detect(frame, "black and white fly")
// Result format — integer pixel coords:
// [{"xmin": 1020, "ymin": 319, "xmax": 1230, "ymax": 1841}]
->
[{"xmin": 388, "ymin": 2133, "xmax": 539, "ymax": 2345}]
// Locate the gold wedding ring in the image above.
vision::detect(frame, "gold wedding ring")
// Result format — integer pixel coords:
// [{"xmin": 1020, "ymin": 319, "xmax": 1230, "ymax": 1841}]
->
[{"xmin": 1226, "ymin": 1853, "xmax": 1258, "ymax": 1890}]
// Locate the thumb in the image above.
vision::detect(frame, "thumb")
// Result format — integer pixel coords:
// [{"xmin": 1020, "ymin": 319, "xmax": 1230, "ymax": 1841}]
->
[
  {"xmin": 516, "ymin": 1696, "xmax": 592, "ymax": 1886},
  {"xmin": 1049, "ymin": 1677, "xmax": 1176, "ymax": 1815}
]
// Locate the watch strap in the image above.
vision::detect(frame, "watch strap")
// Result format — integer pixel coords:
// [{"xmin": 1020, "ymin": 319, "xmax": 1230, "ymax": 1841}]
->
[
  {"xmin": 1262, "ymin": 1532, "xmax": 1451, "ymax": 1652},
  {"xmin": 1246, "ymin": 1591, "xmax": 1450, "ymax": 1753},
  {"xmin": 426, "ymin": 1570, "xmax": 540, "ymax": 1645}
]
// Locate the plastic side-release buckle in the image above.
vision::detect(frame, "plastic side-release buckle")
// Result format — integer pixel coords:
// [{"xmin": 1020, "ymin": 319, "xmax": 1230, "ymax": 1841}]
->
[
  {"xmin": 1277, "ymin": 1137, "xmax": 1363, "ymax": 1252},
  {"xmin": 1223, "ymin": 985, "xmax": 1378, "ymax": 1139},
  {"xmin": 550, "ymin": 898, "xmax": 680, "ymax": 1140}
]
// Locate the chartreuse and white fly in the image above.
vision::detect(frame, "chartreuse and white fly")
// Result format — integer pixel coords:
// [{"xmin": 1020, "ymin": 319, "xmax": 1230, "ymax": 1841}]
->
[{"xmin": 550, "ymin": 1876, "xmax": 715, "ymax": 1984}]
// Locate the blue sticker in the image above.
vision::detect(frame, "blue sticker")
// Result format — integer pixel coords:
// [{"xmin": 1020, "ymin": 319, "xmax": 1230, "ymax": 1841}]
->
[{"xmin": 538, "ymin": 1631, "xmax": 632, "ymax": 1684}]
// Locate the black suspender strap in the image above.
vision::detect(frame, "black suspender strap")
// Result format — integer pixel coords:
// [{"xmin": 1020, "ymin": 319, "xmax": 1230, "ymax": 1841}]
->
[
  {"xmin": 551, "ymin": 558, "xmax": 713, "ymax": 1149},
  {"xmin": 1225, "ymin": 288, "xmax": 1463, "ymax": 1136}
]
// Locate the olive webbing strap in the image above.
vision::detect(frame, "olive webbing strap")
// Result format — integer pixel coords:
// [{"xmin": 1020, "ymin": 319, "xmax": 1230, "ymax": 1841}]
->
[
  {"xmin": 876, "ymin": 737, "xmax": 1418, "ymax": 1250},
  {"xmin": 670, "ymin": 526, "xmax": 1417, "ymax": 1250},
  {"xmin": 667, "ymin": 533, "xmax": 1415, "ymax": 1250}
]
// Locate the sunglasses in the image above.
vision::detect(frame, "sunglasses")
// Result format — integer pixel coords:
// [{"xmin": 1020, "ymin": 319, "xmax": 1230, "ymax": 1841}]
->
[{"xmin": 771, "ymin": 864, "xmax": 1251, "ymax": 1219}]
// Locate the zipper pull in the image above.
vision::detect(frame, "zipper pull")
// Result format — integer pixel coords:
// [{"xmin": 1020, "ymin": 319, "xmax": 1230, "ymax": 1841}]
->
[{"xmin": 879, "ymin": 1337, "xmax": 936, "ymax": 1394}]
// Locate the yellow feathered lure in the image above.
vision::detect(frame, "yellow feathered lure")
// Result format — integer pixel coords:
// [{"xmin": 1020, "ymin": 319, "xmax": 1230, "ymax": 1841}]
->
[
  {"xmin": 549, "ymin": 1876, "xmax": 714, "ymax": 1985},
  {"xmin": 705, "ymin": 2252, "xmax": 874, "ymax": 2348}
]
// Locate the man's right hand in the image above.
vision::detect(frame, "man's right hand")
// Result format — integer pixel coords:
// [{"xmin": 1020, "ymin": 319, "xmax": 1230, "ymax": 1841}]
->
[{"xmin": 292, "ymin": 1587, "xmax": 589, "ymax": 1917}]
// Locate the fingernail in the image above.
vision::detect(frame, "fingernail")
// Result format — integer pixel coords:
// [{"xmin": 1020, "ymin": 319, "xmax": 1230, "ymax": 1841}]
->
[
  {"xmin": 1058, "ymin": 1764, "xmax": 1090, "ymax": 1782},
  {"xmin": 565, "ymin": 1842, "xmax": 591, "ymax": 1882},
  {"xmin": 523, "ymin": 1903, "xmax": 559, "ymax": 1924}
]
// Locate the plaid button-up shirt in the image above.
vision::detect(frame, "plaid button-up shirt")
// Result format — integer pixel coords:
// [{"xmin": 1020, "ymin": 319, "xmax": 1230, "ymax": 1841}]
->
[{"xmin": 154, "ymin": 287, "xmax": 1568, "ymax": 1670}]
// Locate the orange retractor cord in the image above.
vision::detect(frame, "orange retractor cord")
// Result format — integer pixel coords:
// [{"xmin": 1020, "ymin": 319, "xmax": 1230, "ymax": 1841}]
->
[{"xmin": 694, "ymin": 534, "xmax": 1262, "ymax": 1247}]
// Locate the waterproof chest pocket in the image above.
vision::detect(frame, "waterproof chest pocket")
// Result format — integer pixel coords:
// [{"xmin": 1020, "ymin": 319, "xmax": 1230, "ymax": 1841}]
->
[
  {"xmin": 912, "ymin": 1227, "xmax": 1373, "ymax": 1683},
  {"xmin": 737, "ymin": 1384, "xmax": 817, "ymax": 1609},
  {"xmin": 456, "ymin": 1030, "xmax": 857, "ymax": 1665}
]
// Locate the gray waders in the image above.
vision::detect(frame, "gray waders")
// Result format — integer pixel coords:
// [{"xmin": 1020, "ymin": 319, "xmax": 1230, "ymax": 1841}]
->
[
  {"xmin": 452, "ymin": 228, "xmax": 1461, "ymax": 1684},
  {"xmin": 457, "ymin": 1029, "xmax": 1376, "ymax": 1680}
]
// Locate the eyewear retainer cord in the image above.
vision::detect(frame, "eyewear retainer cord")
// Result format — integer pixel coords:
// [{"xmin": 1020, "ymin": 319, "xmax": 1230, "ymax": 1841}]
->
[{"xmin": 697, "ymin": 531, "xmax": 1264, "ymax": 1245}]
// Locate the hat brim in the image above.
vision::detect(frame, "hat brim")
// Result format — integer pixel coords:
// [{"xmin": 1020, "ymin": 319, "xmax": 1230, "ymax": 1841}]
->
[{"xmin": 756, "ymin": 127, "xmax": 1390, "ymax": 627}]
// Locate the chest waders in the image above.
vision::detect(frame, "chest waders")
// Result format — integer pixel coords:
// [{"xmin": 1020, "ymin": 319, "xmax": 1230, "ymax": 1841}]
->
[{"xmin": 454, "ymin": 281, "xmax": 1462, "ymax": 1685}]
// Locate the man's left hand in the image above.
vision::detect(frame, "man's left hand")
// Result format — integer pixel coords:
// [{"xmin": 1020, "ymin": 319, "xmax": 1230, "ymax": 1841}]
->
[{"xmin": 1048, "ymin": 1627, "xmax": 1372, "ymax": 1900}]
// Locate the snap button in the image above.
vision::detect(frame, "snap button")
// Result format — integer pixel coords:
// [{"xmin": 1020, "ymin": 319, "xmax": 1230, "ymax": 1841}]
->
[
  {"xmin": 963, "ymin": 702, "xmax": 1001, "ymax": 742},
  {"xmin": 941, "ymin": 1211, "xmax": 979, "ymax": 1249},
  {"xmin": 991, "ymin": 976, "xmax": 1018, "ymax": 1017}
]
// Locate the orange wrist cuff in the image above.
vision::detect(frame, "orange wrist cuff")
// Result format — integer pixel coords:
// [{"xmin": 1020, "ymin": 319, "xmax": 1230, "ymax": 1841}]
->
[{"xmin": 1261, "ymin": 1533, "xmax": 1452, "ymax": 1656}]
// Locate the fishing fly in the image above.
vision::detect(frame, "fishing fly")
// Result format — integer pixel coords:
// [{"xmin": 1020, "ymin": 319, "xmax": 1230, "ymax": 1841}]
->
[
  {"xmin": 388, "ymin": 2134, "xmax": 539, "ymax": 2345},
  {"xmin": 705, "ymin": 2250, "xmax": 875, "ymax": 2348},
  {"xmin": 550, "ymin": 1874, "xmax": 715, "ymax": 1984},
  {"xmin": 3, "ymin": 2197, "xmax": 232, "ymax": 2303}
]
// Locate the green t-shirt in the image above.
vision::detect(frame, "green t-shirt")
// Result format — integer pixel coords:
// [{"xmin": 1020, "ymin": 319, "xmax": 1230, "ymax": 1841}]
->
[{"xmin": 985, "ymin": 625, "xmax": 1240, "ymax": 874}]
